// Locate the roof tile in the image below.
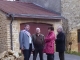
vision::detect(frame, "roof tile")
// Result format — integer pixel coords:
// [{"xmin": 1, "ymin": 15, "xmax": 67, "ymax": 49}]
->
[{"xmin": 0, "ymin": 1, "xmax": 63, "ymax": 19}]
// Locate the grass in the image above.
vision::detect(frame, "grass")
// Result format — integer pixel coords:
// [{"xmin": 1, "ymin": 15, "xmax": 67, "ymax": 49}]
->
[{"xmin": 65, "ymin": 51, "xmax": 80, "ymax": 56}]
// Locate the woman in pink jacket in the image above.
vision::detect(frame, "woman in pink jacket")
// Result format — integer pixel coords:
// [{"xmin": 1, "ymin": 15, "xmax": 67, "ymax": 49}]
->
[{"xmin": 44, "ymin": 26, "xmax": 55, "ymax": 60}]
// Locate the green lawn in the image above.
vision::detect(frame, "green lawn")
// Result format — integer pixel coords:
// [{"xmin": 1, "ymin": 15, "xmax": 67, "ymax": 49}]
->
[{"xmin": 65, "ymin": 51, "xmax": 80, "ymax": 56}]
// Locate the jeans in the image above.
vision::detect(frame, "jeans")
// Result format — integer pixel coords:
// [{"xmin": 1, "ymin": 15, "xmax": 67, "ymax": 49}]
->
[
  {"xmin": 29, "ymin": 44, "xmax": 32, "ymax": 58},
  {"xmin": 23, "ymin": 44, "xmax": 32, "ymax": 60},
  {"xmin": 23, "ymin": 49, "xmax": 29, "ymax": 60}
]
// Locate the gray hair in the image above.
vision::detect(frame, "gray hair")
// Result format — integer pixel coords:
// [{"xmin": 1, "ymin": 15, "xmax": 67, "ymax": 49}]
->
[{"xmin": 57, "ymin": 26, "xmax": 63, "ymax": 31}]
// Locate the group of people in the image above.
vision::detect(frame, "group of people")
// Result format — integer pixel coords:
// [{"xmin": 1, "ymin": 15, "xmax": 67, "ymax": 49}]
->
[{"xmin": 19, "ymin": 24, "xmax": 65, "ymax": 60}]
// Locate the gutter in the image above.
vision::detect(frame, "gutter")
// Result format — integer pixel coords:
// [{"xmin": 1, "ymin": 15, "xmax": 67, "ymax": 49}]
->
[
  {"xmin": 8, "ymin": 14, "xmax": 14, "ymax": 50},
  {"xmin": 12, "ymin": 14, "xmax": 65, "ymax": 20}
]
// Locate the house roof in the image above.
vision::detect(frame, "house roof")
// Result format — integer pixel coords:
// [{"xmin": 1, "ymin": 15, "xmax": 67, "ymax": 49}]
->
[{"xmin": 0, "ymin": 1, "xmax": 64, "ymax": 19}]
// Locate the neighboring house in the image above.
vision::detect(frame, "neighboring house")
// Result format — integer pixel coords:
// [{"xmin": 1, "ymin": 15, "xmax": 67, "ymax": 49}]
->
[{"xmin": 0, "ymin": 1, "xmax": 63, "ymax": 53}]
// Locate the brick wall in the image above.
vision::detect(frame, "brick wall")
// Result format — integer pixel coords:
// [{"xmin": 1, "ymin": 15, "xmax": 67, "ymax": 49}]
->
[{"xmin": 0, "ymin": 11, "xmax": 8, "ymax": 53}]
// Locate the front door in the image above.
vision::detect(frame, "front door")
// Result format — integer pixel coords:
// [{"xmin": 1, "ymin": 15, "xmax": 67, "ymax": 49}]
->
[{"xmin": 78, "ymin": 29, "xmax": 80, "ymax": 52}]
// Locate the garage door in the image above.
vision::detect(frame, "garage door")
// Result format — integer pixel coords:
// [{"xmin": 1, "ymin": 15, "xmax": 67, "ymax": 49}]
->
[{"xmin": 20, "ymin": 22, "xmax": 52, "ymax": 37}]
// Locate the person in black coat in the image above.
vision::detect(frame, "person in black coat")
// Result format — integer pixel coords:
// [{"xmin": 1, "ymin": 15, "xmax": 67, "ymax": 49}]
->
[{"xmin": 56, "ymin": 26, "xmax": 65, "ymax": 60}]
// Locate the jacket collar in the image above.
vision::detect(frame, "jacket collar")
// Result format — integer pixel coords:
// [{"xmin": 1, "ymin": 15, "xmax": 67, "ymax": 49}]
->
[{"xmin": 49, "ymin": 31, "xmax": 53, "ymax": 34}]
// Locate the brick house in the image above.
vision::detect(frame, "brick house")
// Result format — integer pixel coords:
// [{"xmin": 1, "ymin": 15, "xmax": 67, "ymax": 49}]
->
[{"xmin": 0, "ymin": 1, "xmax": 64, "ymax": 53}]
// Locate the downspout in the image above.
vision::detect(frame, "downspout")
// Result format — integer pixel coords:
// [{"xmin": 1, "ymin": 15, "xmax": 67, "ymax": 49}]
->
[{"xmin": 10, "ymin": 14, "xmax": 14, "ymax": 50}]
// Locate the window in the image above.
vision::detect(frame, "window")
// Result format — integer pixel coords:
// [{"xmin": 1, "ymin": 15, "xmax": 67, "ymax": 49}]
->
[
  {"xmin": 7, "ymin": 0, "xmax": 15, "ymax": 1},
  {"xmin": 78, "ymin": 29, "xmax": 80, "ymax": 43}
]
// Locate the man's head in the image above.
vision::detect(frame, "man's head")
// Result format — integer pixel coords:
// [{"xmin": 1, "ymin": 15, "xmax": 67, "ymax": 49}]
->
[
  {"xmin": 36, "ymin": 27, "xmax": 41, "ymax": 34},
  {"xmin": 25, "ymin": 24, "xmax": 30, "ymax": 31}
]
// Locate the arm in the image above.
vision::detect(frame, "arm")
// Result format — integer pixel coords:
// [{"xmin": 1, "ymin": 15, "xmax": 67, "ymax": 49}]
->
[
  {"xmin": 42, "ymin": 35, "xmax": 45, "ymax": 47},
  {"xmin": 19, "ymin": 31, "xmax": 24, "ymax": 50},
  {"xmin": 45, "ymin": 34, "xmax": 55, "ymax": 42},
  {"xmin": 32, "ymin": 41, "xmax": 35, "ymax": 51},
  {"xmin": 32, "ymin": 35, "xmax": 35, "ymax": 51},
  {"xmin": 32, "ymin": 34, "xmax": 35, "ymax": 44}
]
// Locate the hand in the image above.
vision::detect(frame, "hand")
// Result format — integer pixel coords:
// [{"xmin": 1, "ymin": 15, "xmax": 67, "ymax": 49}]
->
[
  {"xmin": 21, "ymin": 48, "xmax": 24, "ymax": 53},
  {"xmin": 20, "ymin": 50, "xmax": 23, "ymax": 54}
]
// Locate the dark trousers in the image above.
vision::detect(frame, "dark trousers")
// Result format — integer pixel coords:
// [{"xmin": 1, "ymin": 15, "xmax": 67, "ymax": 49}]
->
[
  {"xmin": 23, "ymin": 44, "xmax": 32, "ymax": 60},
  {"xmin": 29, "ymin": 44, "xmax": 32, "ymax": 58},
  {"xmin": 23, "ymin": 49, "xmax": 29, "ymax": 60},
  {"xmin": 33, "ymin": 48, "xmax": 43, "ymax": 60},
  {"xmin": 47, "ymin": 54, "xmax": 54, "ymax": 60},
  {"xmin": 59, "ymin": 52, "xmax": 64, "ymax": 60}
]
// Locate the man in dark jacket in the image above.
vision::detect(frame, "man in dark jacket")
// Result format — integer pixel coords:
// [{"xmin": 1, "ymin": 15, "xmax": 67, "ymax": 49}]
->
[
  {"xmin": 56, "ymin": 26, "xmax": 65, "ymax": 60},
  {"xmin": 32, "ymin": 28, "xmax": 44, "ymax": 60}
]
